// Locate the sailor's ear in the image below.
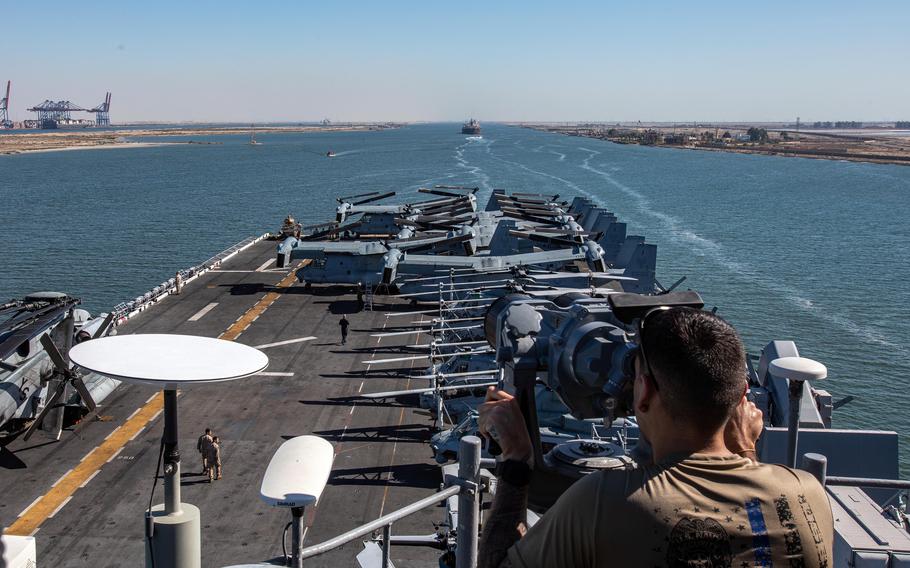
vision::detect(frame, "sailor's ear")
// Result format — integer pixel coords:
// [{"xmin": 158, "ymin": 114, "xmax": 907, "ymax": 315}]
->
[{"xmin": 634, "ymin": 370, "xmax": 658, "ymax": 414}]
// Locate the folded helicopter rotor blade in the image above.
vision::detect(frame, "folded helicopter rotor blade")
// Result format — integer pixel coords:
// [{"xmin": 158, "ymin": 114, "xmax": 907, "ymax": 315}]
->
[
  {"xmin": 401, "ymin": 317, "xmax": 486, "ymax": 327},
  {"xmin": 40, "ymin": 333, "xmax": 70, "ymax": 373},
  {"xmin": 407, "ymin": 339, "xmax": 488, "ymax": 348},
  {"xmin": 513, "ymin": 192, "xmax": 559, "ymax": 200},
  {"xmin": 502, "ymin": 205, "xmax": 562, "ymax": 217},
  {"xmin": 385, "ymin": 308, "xmax": 440, "ymax": 316},
  {"xmin": 416, "ymin": 279, "xmax": 511, "ymax": 289},
  {"xmin": 92, "ymin": 312, "xmax": 116, "ymax": 339},
  {"xmin": 71, "ymin": 376, "xmax": 97, "ymax": 412},
  {"xmin": 434, "ymin": 184, "xmax": 480, "ymax": 192},
  {"xmin": 359, "ymin": 381, "xmax": 498, "ymax": 399},
  {"xmin": 495, "ymin": 196, "xmax": 555, "ymax": 208},
  {"xmin": 362, "ymin": 347, "xmax": 493, "ymax": 364},
  {"xmin": 369, "ymin": 324, "xmax": 482, "ymax": 337},
  {"xmin": 361, "ymin": 354, "xmax": 432, "ymax": 364},
  {"xmin": 533, "ymin": 228, "xmax": 595, "ymax": 236},
  {"xmin": 500, "ymin": 209, "xmax": 564, "ymax": 226},
  {"xmin": 420, "ymin": 186, "xmax": 476, "ymax": 196},
  {"xmin": 338, "ymin": 191, "xmax": 382, "ymax": 203},
  {"xmin": 508, "ymin": 230, "xmax": 580, "ymax": 248},
  {"xmin": 302, "ymin": 221, "xmax": 362, "ymax": 240},
  {"xmin": 410, "ymin": 297, "xmax": 494, "ymax": 305},
  {"xmin": 397, "ymin": 285, "xmax": 506, "ymax": 298},
  {"xmin": 419, "ymin": 188, "xmax": 477, "ymax": 199},
  {"xmin": 335, "ymin": 191, "xmax": 379, "ymax": 203},
  {"xmin": 418, "ymin": 206, "xmax": 473, "ymax": 219},
  {"xmin": 300, "ymin": 221, "xmax": 340, "ymax": 231},
  {"xmin": 399, "ymin": 216, "xmax": 462, "ymax": 230},
  {"xmin": 399, "ymin": 273, "xmax": 483, "ymax": 283},
  {"xmin": 22, "ymin": 381, "xmax": 67, "ymax": 441},
  {"xmin": 404, "ymin": 233, "xmax": 473, "ymax": 253},
  {"xmin": 353, "ymin": 191, "xmax": 396, "ymax": 206},
  {"xmin": 419, "ymin": 196, "xmax": 471, "ymax": 209},
  {"xmin": 407, "ymin": 369, "xmax": 499, "ymax": 380},
  {"xmin": 406, "ymin": 316, "xmax": 485, "ymax": 326},
  {"xmin": 494, "ymin": 194, "xmax": 560, "ymax": 207}
]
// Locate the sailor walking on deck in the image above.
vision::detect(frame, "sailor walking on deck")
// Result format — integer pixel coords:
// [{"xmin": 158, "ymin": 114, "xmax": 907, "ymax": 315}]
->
[
  {"xmin": 339, "ymin": 314, "xmax": 350, "ymax": 345},
  {"xmin": 197, "ymin": 428, "xmax": 213, "ymax": 474},
  {"xmin": 207, "ymin": 436, "xmax": 222, "ymax": 482}
]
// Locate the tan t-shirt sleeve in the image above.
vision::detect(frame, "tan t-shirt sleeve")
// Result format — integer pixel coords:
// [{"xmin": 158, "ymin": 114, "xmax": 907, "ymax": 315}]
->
[{"xmin": 506, "ymin": 472, "xmax": 604, "ymax": 568}]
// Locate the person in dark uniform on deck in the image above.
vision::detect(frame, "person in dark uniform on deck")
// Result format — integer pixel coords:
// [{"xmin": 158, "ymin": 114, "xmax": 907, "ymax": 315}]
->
[
  {"xmin": 197, "ymin": 428, "xmax": 213, "ymax": 475},
  {"xmin": 339, "ymin": 314, "xmax": 350, "ymax": 345}
]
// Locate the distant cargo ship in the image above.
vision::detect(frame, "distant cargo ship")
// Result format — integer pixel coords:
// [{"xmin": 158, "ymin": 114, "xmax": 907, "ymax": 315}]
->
[{"xmin": 461, "ymin": 119, "xmax": 481, "ymax": 135}]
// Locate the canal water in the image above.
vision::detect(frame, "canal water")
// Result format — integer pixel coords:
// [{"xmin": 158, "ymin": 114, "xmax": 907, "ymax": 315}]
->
[{"xmin": 2, "ymin": 123, "xmax": 908, "ymax": 472}]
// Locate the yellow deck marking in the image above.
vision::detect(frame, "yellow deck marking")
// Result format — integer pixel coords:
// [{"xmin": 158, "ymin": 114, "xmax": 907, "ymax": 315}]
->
[
  {"xmin": 4, "ymin": 259, "xmax": 305, "ymax": 537},
  {"xmin": 377, "ymin": 314, "xmax": 422, "ymax": 517},
  {"xmin": 5, "ymin": 392, "xmax": 164, "ymax": 536},
  {"xmin": 219, "ymin": 263, "xmax": 303, "ymax": 341}
]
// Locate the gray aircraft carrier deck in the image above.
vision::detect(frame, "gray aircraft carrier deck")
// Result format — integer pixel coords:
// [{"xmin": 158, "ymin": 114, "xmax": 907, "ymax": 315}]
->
[{"xmin": 1, "ymin": 238, "xmax": 443, "ymax": 566}]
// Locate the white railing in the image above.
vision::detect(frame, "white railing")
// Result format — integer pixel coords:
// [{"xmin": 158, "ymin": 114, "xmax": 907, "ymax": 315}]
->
[{"xmin": 111, "ymin": 233, "xmax": 270, "ymax": 323}]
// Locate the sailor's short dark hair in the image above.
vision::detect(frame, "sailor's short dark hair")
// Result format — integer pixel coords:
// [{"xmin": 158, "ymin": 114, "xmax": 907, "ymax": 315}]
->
[{"xmin": 641, "ymin": 308, "xmax": 746, "ymax": 430}]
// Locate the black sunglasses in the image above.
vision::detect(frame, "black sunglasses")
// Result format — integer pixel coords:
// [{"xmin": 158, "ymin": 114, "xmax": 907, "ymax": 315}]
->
[{"xmin": 634, "ymin": 306, "xmax": 676, "ymax": 390}]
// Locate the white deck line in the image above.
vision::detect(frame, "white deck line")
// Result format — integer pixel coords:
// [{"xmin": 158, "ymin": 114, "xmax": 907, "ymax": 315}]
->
[
  {"xmin": 256, "ymin": 371, "xmax": 295, "ymax": 376},
  {"xmin": 254, "ymin": 336, "xmax": 317, "ymax": 349},
  {"xmin": 128, "ymin": 426, "xmax": 146, "ymax": 442},
  {"xmin": 255, "ymin": 258, "xmax": 276, "ymax": 272},
  {"xmin": 79, "ymin": 470, "xmax": 101, "ymax": 489},
  {"xmin": 18, "ymin": 496, "xmax": 43, "ymax": 518},
  {"xmin": 51, "ymin": 468, "xmax": 74, "ymax": 489},
  {"xmin": 47, "ymin": 496, "xmax": 73, "ymax": 519},
  {"xmin": 188, "ymin": 302, "xmax": 219, "ymax": 322}
]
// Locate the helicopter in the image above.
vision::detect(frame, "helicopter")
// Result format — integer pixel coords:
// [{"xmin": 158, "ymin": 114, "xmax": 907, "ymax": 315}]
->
[{"xmin": 0, "ymin": 293, "xmax": 118, "ymax": 440}]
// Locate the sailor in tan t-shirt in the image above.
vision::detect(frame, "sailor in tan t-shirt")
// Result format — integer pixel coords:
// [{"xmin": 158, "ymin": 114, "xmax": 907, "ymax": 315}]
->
[{"xmin": 479, "ymin": 307, "xmax": 833, "ymax": 568}]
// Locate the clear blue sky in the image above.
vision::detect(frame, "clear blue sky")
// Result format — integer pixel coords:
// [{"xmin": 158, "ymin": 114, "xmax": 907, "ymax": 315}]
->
[{"xmin": 2, "ymin": 1, "xmax": 907, "ymax": 123}]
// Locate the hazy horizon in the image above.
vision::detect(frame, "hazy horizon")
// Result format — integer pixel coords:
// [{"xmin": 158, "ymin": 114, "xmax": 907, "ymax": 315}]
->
[{"xmin": 2, "ymin": 1, "xmax": 908, "ymax": 124}]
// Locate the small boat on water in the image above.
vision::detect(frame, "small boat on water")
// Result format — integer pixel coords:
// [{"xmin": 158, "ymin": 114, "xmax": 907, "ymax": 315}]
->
[
  {"xmin": 461, "ymin": 118, "xmax": 481, "ymax": 135},
  {"xmin": 326, "ymin": 150, "xmax": 335, "ymax": 157},
  {"xmin": 249, "ymin": 125, "xmax": 262, "ymax": 146}
]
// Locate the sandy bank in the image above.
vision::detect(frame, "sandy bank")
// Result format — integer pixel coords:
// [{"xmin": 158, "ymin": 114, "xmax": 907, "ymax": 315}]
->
[
  {"xmin": 0, "ymin": 123, "xmax": 401, "ymax": 155},
  {"xmin": 520, "ymin": 124, "xmax": 910, "ymax": 167}
]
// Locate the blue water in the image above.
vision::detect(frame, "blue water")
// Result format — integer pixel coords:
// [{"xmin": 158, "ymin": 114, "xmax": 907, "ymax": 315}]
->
[{"xmin": 1, "ymin": 123, "xmax": 908, "ymax": 472}]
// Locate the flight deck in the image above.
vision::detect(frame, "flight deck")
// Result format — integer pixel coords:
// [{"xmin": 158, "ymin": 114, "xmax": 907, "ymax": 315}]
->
[{"xmin": 0, "ymin": 238, "xmax": 443, "ymax": 567}]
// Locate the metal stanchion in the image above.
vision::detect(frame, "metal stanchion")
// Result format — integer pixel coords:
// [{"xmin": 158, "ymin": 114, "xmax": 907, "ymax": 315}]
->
[
  {"xmin": 381, "ymin": 524, "xmax": 391, "ymax": 568},
  {"xmin": 291, "ymin": 506, "xmax": 305, "ymax": 568},
  {"xmin": 456, "ymin": 436, "xmax": 481, "ymax": 568},
  {"xmin": 801, "ymin": 453, "xmax": 828, "ymax": 485}
]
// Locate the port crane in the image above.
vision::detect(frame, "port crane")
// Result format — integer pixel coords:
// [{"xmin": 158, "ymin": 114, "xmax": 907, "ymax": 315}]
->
[
  {"xmin": 0, "ymin": 80, "xmax": 11, "ymax": 127},
  {"xmin": 88, "ymin": 92, "xmax": 112, "ymax": 126}
]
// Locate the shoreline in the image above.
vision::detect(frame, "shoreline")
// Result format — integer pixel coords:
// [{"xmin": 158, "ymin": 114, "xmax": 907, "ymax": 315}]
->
[
  {"xmin": 1, "ymin": 141, "xmax": 192, "ymax": 155},
  {"xmin": 0, "ymin": 123, "xmax": 402, "ymax": 155},
  {"xmin": 519, "ymin": 124, "xmax": 910, "ymax": 167}
]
